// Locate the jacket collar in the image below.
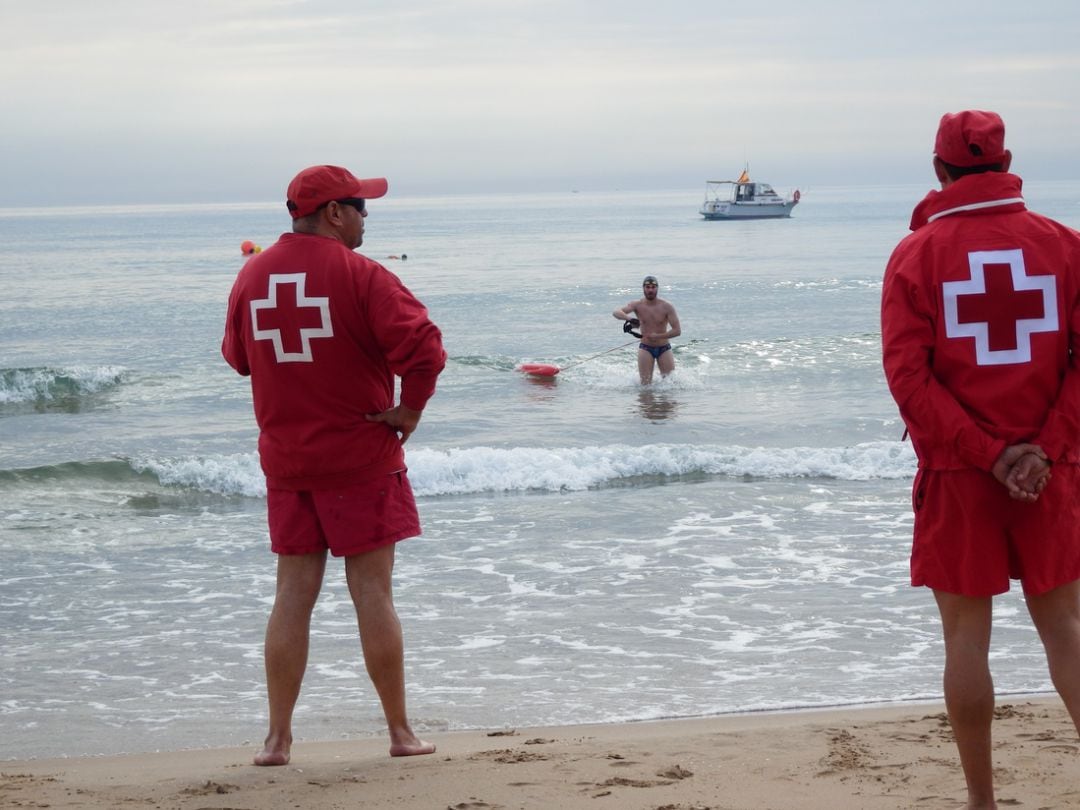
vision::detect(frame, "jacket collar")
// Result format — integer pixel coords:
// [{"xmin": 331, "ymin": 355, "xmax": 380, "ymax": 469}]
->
[{"xmin": 909, "ymin": 172, "xmax": 1026, "ymax": 231}]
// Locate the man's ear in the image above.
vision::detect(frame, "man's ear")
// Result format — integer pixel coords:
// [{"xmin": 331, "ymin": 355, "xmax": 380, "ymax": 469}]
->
[
  {"xmin": 322, "ymin": 200, "xmax": 344, "ymax": 224},
  {"xmin": 932, "ymin": 156, "xmax": 952, "ymax": 188}
]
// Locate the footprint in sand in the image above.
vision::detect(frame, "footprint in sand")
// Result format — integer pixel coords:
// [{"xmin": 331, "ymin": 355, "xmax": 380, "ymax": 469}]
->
[
  {"xmin": 1039, "ymin": 744, "xmax": 1080, "ymax": 754},
  {"xmin": 1018, "ymin": 730, "xmax": 1057, "ymax": 741},
  {"xmin": 596, "ymin": 776, "xmax": 672, "ymax": 788},
  {"xmin": 656, "ymin": 764, "xmax": 693, "ymax": 780},
  {"xmin": 178, "ymin": 780, "xmax": 238, "ymax": 796},
  {"xmin": 994, "ymin": 705, "xmax": 1032, "ymax": 721},
  {"xmin": 468, "ymin": 749, "xmax": 551, "ymax": 764},
  {"xmin": 821, "ymin": 728, "xmax": 874, "ymax": 771}
]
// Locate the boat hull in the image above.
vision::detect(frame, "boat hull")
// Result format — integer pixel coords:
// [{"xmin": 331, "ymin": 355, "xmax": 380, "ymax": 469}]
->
[{"xmin": 700, "ymin": 202, "xmax": 796, "ymax": 220}]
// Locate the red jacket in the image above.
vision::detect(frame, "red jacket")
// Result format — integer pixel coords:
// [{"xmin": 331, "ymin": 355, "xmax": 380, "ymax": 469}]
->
[
  {"xmin": 223, "ymin": 232, "xmax": 446, "ymax": 490},
  {"xmin": 882, "ymin": 172, "xmax": 1080, "ymax": 470}
]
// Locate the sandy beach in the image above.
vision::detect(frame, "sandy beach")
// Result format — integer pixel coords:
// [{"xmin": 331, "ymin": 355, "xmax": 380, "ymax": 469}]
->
[{"xmin": 4, "ymin": 697, "xmax": 1079, "ymax": 809}]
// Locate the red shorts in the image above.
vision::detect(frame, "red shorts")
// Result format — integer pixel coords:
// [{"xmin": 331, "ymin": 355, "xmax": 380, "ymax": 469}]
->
[
  {"xmin": 267, "ymin": 472, "xmax": 421, "ymax": 557},
  {"xmin": 910, "ymin": 464, "xmax": 1080, "ymax": 597}
]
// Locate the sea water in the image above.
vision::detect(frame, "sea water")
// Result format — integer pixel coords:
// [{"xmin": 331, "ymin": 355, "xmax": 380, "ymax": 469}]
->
[{"xmin": 2, "ymin": 183, "xmax": 1079, "ymax": 759}]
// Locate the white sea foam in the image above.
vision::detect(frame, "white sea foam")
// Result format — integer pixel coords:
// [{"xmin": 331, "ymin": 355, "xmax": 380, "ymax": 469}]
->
[
  {"xmin": 408, "ymin": 441, "xmax": 915, "ymax": 495},
  {"xmin": 567, "ymin": 359, "xmax": 710, "ymax": 390},
  {"xmin": 131, "ymin": 453, "xmax": 265, "ymax": 497},
  {"xmin": 127, "ymin": 441, "xmax": 916, "ymax": 498}
]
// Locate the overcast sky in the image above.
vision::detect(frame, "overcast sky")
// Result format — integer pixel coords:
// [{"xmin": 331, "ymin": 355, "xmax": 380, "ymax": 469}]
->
[{"xmin": 2, "ymin": 0, "xmax": 1078, "ymax": 205}]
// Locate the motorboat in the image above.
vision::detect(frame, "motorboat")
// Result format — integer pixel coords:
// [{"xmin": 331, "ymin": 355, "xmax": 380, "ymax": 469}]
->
[{"xmin": 700, "ymin": 168, "xmax": 800, "ymax": 220}]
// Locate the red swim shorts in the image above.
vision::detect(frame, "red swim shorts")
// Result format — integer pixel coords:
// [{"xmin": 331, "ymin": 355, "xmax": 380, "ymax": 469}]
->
[
  {"xmin": 267, "ymin": 471, "xmax": 421, "ymax": 557},
  {"xmin": 910, "ymin": 464, "xmax": 1080, "ymax": 597}
]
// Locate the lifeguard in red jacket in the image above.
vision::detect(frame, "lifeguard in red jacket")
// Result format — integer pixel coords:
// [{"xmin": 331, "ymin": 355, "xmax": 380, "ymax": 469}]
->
[
  {"xmin": 223, "ymin": 165, "xmax": 446, "ymax": 767},
  {"xmin": 882, "ymin": 111, "xmax": 1080, "ymax": 809}
]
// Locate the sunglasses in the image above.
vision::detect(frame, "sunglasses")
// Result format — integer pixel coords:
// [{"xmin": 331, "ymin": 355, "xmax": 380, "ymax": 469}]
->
[
  {"xmin": 315, "ymin": 197, "xmax": 366, "ymax": 214},
  {"xmin": 336, "ymin": 198, "xmax": 366, "ymax": 213}
]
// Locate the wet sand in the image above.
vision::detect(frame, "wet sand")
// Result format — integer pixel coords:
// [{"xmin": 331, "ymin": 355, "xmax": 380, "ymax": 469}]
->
[{"xmin": 4, "ymin": 698, "xmax": 1079, "ymax": 809}]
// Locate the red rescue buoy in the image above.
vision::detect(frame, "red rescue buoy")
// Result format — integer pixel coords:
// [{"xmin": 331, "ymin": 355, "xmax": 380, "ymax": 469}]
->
[{"xmin": 517, "ymin": 363, "xmax": 560, "ymax": 377}]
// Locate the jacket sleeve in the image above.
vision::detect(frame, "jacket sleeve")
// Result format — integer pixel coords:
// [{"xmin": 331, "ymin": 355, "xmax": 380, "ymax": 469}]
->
[
  {"xmin": 221, "ymin": 278, "xmax": 251, "ymax": 377},
  {"xmin": 1034, "ymin": 243, "xmax": 1080, "ymax": 460},
  {"xmin": 881, "ymin": 246, "xmax": 1005, "ymax": 471},
  {"xmin": 367, "ymin": 275, "xmax": 446, "ymax": 411}
]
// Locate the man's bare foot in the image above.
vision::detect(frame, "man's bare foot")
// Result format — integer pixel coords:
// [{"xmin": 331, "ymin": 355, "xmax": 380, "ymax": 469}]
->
[
  {"xmin": 254, "ymin": 748, "xmax": 290, "ymax": 766},
  {"xmin": 389, "ymin": 739, "xmax": 436, "ymax": 757},
  {"xmin": 254, "ymin": 735, "xmax": 291, "ymax": 766}
]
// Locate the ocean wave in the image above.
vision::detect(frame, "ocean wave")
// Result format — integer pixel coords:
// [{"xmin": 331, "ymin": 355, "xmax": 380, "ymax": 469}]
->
[
  {"xmin": 406, "ymin": 442, "xmax": 915, "ymax": 495},
  {"xmin": 0, "ymin": 459, "xmax": 156, "ymax": 486},
  {"xmin": 132, "ymin": 453, "xmax": 265, "ymax": 497},
  {"xmin": 0, "ymin": 365, "xmax": 126, "ymax": 411},
  {"xmin": 773, "ymin": 278, "xmax": 882, "ymax": 291},
  {"xmin": 0, "ymin": 442, "xmax": 916, "ymax": 498}
]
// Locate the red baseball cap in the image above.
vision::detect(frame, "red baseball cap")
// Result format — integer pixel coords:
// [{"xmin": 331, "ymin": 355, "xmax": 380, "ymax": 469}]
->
[
  {"xmin": 933, "ymin": 110, "xmax": 1007, "ymax": 167},
  {"xmin": 286, "ymin": 165, "xmax": 388, "ymax": 219}
]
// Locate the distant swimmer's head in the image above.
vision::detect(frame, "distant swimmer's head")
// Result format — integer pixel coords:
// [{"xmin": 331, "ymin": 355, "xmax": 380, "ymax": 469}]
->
[{"xmin": 643, "ymin": 275, "xmax": 659, "ymax": 299}]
